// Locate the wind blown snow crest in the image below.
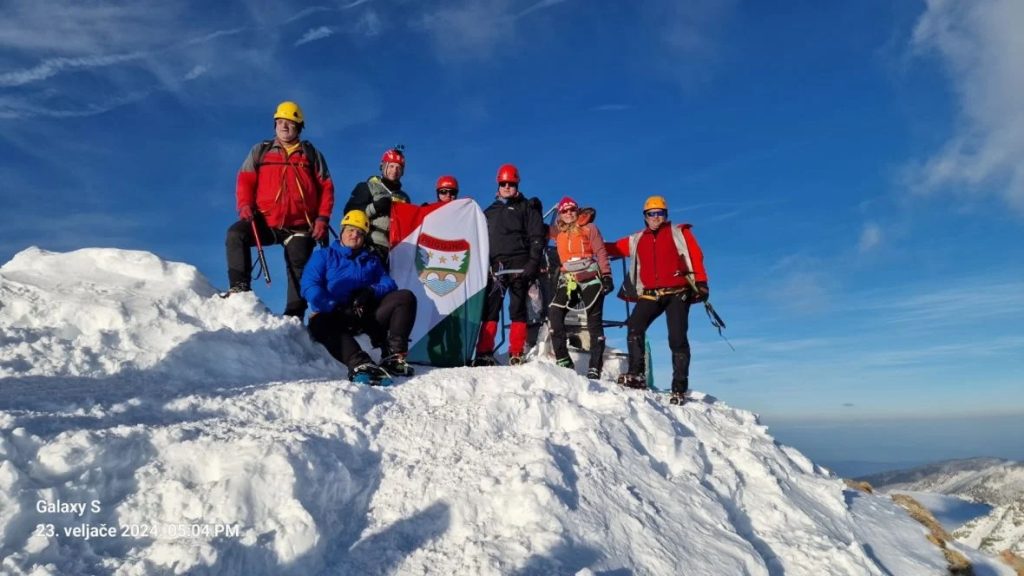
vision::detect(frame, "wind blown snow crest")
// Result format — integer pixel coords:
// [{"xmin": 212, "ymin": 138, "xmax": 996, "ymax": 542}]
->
[{"xmin": 0, "ymin": 248, "xmax": 952, "ymax": 575}]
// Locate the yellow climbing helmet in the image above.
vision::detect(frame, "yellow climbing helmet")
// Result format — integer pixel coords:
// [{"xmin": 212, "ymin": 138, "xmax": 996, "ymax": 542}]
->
[
  {"xmin": 273, "ymin": 101, "xmax": 304, "ymax": 126},
  {"xmin": 643, "ymin": 195, "xmax": 668, "ymax": 212},
  {"xmin": 340, "ymin": 210, "xmax": 370, "ymax": 233}
]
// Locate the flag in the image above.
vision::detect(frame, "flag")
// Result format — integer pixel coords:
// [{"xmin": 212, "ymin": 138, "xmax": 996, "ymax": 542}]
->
[{"xmin": 389, "ymin": 199, "xmax": 489, "ymax": 366}]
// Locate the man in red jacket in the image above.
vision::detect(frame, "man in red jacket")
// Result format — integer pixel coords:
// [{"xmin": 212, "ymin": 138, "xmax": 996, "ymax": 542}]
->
[
  {"xmin": 607, "ymin": 195, "xmax": 710, "ymax": 405},
  {"xmin": 225, "ymin": 101, "xmax": 335, "ymax": 319}
]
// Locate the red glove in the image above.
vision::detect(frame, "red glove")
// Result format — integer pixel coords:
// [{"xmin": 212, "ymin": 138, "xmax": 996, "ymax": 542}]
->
[
  {"xmin": 312, "ymin": 219, "xmax": 328, "ymax": 242},
  {"xmin": 239, "ymin": 205, "xmax": 254, "ymax": 222}
]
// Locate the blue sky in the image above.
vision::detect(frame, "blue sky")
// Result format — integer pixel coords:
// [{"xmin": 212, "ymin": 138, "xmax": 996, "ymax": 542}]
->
[{"xmin": 1, "ymin": 1, "xmax": 1022, "ymax": 434}]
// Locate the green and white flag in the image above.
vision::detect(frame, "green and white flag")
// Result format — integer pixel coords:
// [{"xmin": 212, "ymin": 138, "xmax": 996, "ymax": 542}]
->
[{"xmin": 389, "ymin": 199, "xmax": 489, "ymax": 366}]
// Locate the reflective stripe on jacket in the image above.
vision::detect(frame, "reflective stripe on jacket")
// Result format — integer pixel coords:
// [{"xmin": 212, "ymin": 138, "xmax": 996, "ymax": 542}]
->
[{"xmin": 609, "ymin": 222, "xmax": 707, "ymax": 293}]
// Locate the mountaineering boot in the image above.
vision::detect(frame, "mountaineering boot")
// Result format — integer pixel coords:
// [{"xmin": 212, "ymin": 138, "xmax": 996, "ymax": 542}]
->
[
  {"xmin": 586, "ymin": 367, "xmax": 601, "ymax": 380},
  {"xmin": 616, "ymin": 373, "xmax": 646, "ymax": 389},
  {"xmin": 470, "ymin": 353, "xmax": 497, "ymax": 367},
  {"xmin": 219, "ymin": 282, "xmax": 252, "ymax": 298},
  {"xmin": 669, "ymin": 392, "xmax": 687, "ymax": 406},
  {"xmin": 508, "ymin": 353, "xmax": 525, "ymax": 366},
  {"xmin": 556, "ymin": 357, "xmax": 575, "ymax": 370},
  {"xmin": 349, "ymin": 363, "xmax": 393, "ymax": 387},
  {"xmin": 379, "ymin": 353, "xmax": 414, "ymax": 377}
]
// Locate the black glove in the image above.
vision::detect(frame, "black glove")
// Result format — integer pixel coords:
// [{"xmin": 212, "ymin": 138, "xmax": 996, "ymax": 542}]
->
[
  {"xmin": 350, "ymin": 287, "xmax": 376, "ymax": 318},
  {"xmin": 692, "ymin": 281, "xmax": 710, "ymax": 303},
  {"xmin": 601, "ymin": 275, "xmax": 614, "ymax": 295},
  {"xmin": 521, "ymin": 259, "xmax": 539, "ymax": 280}
]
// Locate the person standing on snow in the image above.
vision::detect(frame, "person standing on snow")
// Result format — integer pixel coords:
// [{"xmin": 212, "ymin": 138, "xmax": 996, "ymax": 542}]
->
[
  {"xmin": 433, "ymin": 175, "xmax": 459, "ymax": 204},
  {"xmin": 343, "ymin": 146, "xmax": 412, "ymax": 267},
  {"xmin": 225, "ymin": 101, "xmax": 334, "ymax": 318},
  {"xmin": 301, "ymin": 210, "xmax": 417, "ymax": 384},
  {"xmin": 471, "ymin": 164, "xmax": 546, "ymax": 367},
  {"xmin": 547, "ymin": 196, "xmax": 614, "ymax": 379},
  {"xmin": 606, "ymin": 195, "xmax": 710, "ymax": 405}
]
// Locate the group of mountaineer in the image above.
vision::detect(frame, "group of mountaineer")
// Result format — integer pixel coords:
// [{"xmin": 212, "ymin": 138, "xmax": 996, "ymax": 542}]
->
[{"xmin": 224, "ymin": 101, "xmax": 711, "ymax": 405}]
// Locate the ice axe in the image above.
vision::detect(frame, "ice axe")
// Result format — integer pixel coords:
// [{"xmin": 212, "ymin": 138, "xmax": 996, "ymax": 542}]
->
[
  {"xmin": 684, "ymin": 275, "xmax": 733, "ymax": 351},
  {"xmin": 251, "ymin": 219, "xmax": 272, "ymax": 285}
]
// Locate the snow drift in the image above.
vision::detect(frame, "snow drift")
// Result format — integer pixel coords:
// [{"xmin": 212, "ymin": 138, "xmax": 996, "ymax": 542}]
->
[{"xmin": 0, "ymin": 247, "xmax": 1002, "ymax": 575}]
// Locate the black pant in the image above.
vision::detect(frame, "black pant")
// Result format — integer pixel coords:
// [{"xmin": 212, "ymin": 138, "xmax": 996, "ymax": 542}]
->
[
  {"xmin": 483, "ymin": 274, "xmax": 530, "ymax": 324},
  {"xmin": 549, "ymin": 279, "xmax": 605, "ymax": 372},
  {"xmin": 225, "ymin": 218, "xmax": 314, "ymax": 317},
  {"xmin": 307, "ymin": 289, "xmax": 417, "ymax": 370},
  {"xmin": 626, "ymin": 293, "xmax": 692, "ymax": 394}
]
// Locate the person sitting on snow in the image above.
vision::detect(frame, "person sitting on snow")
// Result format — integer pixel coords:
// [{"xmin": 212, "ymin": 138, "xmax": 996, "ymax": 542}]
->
[
  {"xmin": 606, "ymin": 195, "xmax": 710, "ymax": 405},
  {"xmin": 301, "ymin": 210, "xmax": 417, "ymax": 384},
  {"xmin": 547, "ymin": 196, "xmax": 614, "ymax": 379}
]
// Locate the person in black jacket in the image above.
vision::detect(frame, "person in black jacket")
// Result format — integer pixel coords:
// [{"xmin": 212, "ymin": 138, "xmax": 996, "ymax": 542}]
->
[
  {"xmin": 343, "ymin": 146, "xmax": 411, "ymax": 267},
  {"xmin": 471, "ymin": 164, "xmax": 546, "ymax": 366}
]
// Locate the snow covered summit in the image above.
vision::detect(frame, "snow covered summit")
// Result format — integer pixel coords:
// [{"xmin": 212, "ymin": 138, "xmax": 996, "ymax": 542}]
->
[{"xmin": 0, "ymin": 248, "xmax": 986, "ymax": 575}]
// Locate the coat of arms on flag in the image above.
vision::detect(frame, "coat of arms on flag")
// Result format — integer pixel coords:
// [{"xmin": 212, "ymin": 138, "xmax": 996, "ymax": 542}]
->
[{"xmin": 416, "ymin": 234, "xmax": 470, "ymax": 297}]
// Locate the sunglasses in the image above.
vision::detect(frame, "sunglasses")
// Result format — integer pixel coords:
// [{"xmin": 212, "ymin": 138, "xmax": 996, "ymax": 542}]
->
[
  {"xmin": 498, "ymin": 182, "xmax": 518, "ymax": 189},
  {"xmin": 559, "ymin": 207, "xmax": 578, "ymax": 213},
  {"xmin": 437, "ymin": 188, "xmax": 458, "ymax": 196},
  {"xmin": 644, "ymin": 210, "xmax": 668, "ymax": 218}
]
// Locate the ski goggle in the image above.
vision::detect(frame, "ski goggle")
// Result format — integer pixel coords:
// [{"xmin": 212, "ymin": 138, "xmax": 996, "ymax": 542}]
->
[{"xmin": 644, "ymin": 209, "xmax": 668, "ymax": 218}]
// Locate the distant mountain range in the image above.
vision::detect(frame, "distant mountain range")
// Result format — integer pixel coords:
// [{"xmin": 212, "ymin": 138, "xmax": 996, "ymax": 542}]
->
[{"xmin": 861, "ymin": 457, "xmax": 1024, "ymax": 555}]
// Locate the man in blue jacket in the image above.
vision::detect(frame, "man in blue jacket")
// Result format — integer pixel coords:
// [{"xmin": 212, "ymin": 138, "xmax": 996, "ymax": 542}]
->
[{"xmin": 301, "ymin": 210, "xmax": 417, "ymax": 384}]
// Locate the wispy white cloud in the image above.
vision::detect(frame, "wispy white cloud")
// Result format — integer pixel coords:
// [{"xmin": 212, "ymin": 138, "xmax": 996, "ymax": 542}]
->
[
  {"xmin": 907, "ymin": 0, "xmax": 1024, "ymax": 215},
  {"xmin": 415, "ymin": 0, "xmax": 572, "ymax": 61},
  {"xmin": 183, "ymin": 65, "xmax": 209, "ymax": 81},
  {"xmin": 416, "ymin": 1, "xmax": 515, "ymax": 61},
  {"xmin": 296, "ymin": 26, "xmax": 335, "ymax": 46},
  {"xmin": 0, "ymin": 0, "xmax": 377, "ymax": 121},
  {"xmin": 517, "ymin": 0, "xmax": 571, "ymax": 18},
  {"xmin": 865, "ymin": 280, "xmax": 1024, "ymax": 327},
  {"xmin": 858, "ymin": 222, "xmax": 883, "ymax": 253},
  {"xmin": 0, "ymin": 53, "xmax": 147, "ymax": 88},
  {"xmin": 641, "ymin": 0, "xmax": 739, "ymax": 86}
]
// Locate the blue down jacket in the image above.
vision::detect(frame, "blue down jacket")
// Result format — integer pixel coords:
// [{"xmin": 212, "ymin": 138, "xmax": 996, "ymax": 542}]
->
[{"xmin": 300, "ymin": 242, "xmax": 397, "ymax": 314}]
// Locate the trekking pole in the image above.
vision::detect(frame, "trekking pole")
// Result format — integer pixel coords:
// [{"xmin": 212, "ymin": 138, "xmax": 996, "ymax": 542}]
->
[{"xmin": 251, "ymin": 219, "xmax": 272, "ymax": 285}]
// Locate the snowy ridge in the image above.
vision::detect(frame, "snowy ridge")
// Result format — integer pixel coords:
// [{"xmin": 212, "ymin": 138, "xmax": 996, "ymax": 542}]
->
[
  {"xmin": 865, "ymin": 458, "xmax": 1024, "ymax": 556},
  {"xmin": 0, "ymin": 248, "xmax": 999, "ymax": 575}
]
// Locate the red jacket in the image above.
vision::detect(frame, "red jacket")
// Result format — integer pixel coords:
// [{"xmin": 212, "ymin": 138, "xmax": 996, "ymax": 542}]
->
[
  {"xmin": 236, "ymin": 140, "xmax": 335, "ymax": 229},
  {"xmin": 607, "ymin": 222, "xmax": 707, "ymax": 291}
]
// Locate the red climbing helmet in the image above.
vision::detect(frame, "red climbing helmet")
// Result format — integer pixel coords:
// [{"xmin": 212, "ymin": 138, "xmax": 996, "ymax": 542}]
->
[{"xmin": 496, "ymin": 163, "xmax": 520, "ymax": 184}]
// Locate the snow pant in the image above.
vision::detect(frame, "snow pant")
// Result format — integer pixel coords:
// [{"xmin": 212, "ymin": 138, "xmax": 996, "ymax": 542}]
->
[
  {"xmin": 307, "ymin": 289, "xmax": 417, "ymax": 370},
  {"xmin": 476, "ymin": 272, "xmax": 530, "ymax": 356},
  {"xmin": 225, "ymin": 218, "xmax": 314, "ymax": 318},
  {"xmin": 626, "ymin": 292, "xmax": 692, "ymax": 394},
  {"xmin": 549, "ymin": 277, "xmax": 605, "ymax": 372}
]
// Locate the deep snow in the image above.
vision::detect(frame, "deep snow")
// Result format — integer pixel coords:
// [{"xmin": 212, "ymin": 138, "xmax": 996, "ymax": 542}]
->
[{"xmin": 0, "ymin": 248, "xmax": 1011, "ymax": 575}]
